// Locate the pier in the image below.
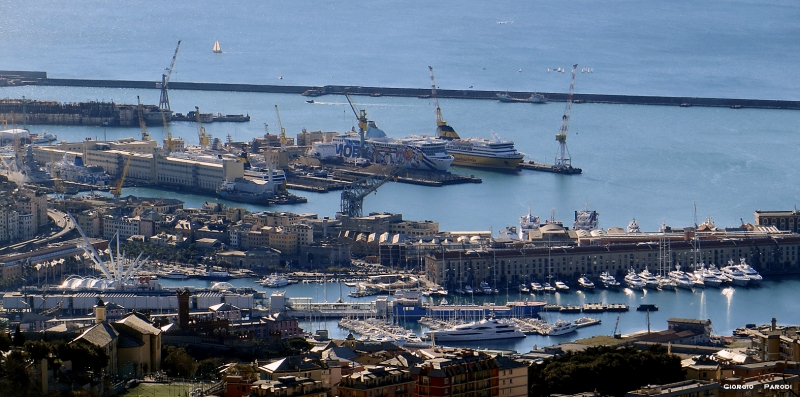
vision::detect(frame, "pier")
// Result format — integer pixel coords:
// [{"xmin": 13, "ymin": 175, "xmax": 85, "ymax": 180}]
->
[{"xmin": 3, "ymin": 71, "xmax": 800, "ymax": 110}]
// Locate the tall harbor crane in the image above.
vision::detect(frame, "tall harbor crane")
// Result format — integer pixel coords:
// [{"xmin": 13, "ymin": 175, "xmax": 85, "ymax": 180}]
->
[
  {"xmin": 554, "ymin": 64, "xmax": 578, "ymax": 170},
  {"xmin": 195, "ymin": 106, "xmax": 210, "ymax": 148},
  {"xmin": 111, "ymin": 151, "xmax": 133, "ymax": 198},
  {"xmin": 137, "ymin": 96, "xmax": 150, "ymax": 141},
  {"xmin": 428, "ymin": 66, "xmax": 460, "ymax": 140},
  {"xmin": 274, "ymin": 105, "xmax": 287, "ymax": 147},
  {"xmin": 343, "ymin": 91, "xmax": 368, "ymax": 158},
  {"xmin": 161, "ymin": 108, "xmax": 175, "ymax": 152},
  {"xmin": 340, "ymin": 168, "xmax": 399, "ymax": 218},
  {"xmin": 159, "ymin": 40, "xmax": 182, "ymax": 112}
]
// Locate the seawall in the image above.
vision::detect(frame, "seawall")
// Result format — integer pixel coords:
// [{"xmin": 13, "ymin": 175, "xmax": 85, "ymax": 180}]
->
[{"xmin": 4, "ymin": 71, "xmax": 799, "ymax": 110}]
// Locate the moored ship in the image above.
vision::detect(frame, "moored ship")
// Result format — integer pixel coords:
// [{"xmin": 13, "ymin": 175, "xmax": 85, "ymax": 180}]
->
[
  {"xmin": 444, "ymin": 133, "xmax": 525, "ymax": 170},
  {"xmin": 424, "ymin": 318, "xmax": 526, "ymax": 342},
  {"xmin": 331, "ymin": 123, "xmax": 453, "ymax": 171}
]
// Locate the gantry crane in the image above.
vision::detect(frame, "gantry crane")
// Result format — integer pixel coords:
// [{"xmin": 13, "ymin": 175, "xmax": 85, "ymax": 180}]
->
[
  {"xmin": 137, "ymin": 96, "xmax": 150, "ymax": 141},
  {"xmin": 274, "ymin": 105, "xmax": 287, "ymax": 147},
  {"xmin": 159, "ymin": 40, "xmax": 182, "ymax": 112},
  {"xmin": 343, "ymin": 91, "xmax": 368, "ymax": 159},
  {"xmin": 428, "ymin": 66, "xmax": 460, "ymax": 140},
  {"xmin": 340, "ymin": 168, "xmax": 399, "ymax": 218},
  {"xmin": 555, "ymin": 63, "xmax": 579, "ymax": 170}
]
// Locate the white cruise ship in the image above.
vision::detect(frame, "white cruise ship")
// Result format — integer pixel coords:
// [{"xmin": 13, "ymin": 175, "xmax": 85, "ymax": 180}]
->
[
  {"xmin": 332, "ymin": 122, "xmax": 453, "ymax": 171},
  {"xmin": 424, "ymin": 318, "xmax": 525, "ymax": 342},
  {"xmin": 444, "ymin": 133, "xmax": 524, "ymax": 170}
]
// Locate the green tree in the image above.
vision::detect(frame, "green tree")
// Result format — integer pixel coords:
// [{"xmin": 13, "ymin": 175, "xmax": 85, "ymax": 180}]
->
[
  {"xmin": 0, "ymin": 332, "xmax": 11, "ymax": 352},
  {"xmin": 196, "ymin": 358, "xmax": 223, "ymax": 380},
  {"xmin": 24, "ymin": 340, "xmax": 51, "ymax": 361},
  {"xmin": 162, "ymin": 347, "xmax": 198, "ymax": 378},
  {"xmin": 528, "ymin": 345, "xmax": 685, "ymax": 397},
  {"xmin": 0, "ymin": 350, "xmax": 39, "ymax": 397},
  {"xmin": 12, "ymin": 325, "xmax": 25, "ymax": 347}
]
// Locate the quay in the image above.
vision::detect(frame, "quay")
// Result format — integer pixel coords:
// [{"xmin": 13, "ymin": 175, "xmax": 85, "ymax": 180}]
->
[
  {"xmin": 540, "ymin": 303, "xmax": 628, "ymax": 313},
  {"xmin": 3, "ymin": 70, "xmax": 800, "ymax": 110}
]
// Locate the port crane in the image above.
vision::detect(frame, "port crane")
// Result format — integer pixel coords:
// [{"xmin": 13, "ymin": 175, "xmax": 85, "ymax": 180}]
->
[
  {"xmin": 340, "ymin": 168, "xmax": 399, "ymax": 218},
  {"xmin": 195, "ymin": 106, "xmax": 210, "ymax": 148},
  {"xmin": 554, "ymin": 63, "xmax": 578, "ymax": 170},
  {"xmin": 343, "ymin": 91, "xmax": 368, "ymax": 159},
  {"xmin": 428, "ymin": 66, "xmax": 460, "ymax": 139},
  {"xmin": 137, "ymin": 96, "xmax": 150, "ymax": 141},
  {"xmin": 159, "ymin": 40, "xmax": 182, "ymax": 112},
  {"xmin": 274, "ymin": 105, "xmax": 288, "ymax": 148}
]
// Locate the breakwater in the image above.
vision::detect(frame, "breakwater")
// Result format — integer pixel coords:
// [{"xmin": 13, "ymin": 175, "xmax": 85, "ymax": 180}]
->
[{"xmin": 3, "ymin": 71, "xmax": 800, "ymax": 110}]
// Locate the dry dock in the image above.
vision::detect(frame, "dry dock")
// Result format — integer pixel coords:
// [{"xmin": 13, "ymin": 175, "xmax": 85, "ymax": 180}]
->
[{"xmin": 518, "ymin": 161, "xmax": 583, "ymax": 175}]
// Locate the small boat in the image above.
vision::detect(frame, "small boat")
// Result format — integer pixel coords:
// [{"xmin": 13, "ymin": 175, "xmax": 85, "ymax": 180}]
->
[
  {"xmin": 530, "ymin": 282, "xmax": 543, "ymax": 292},
  {"xmin": 518, "ymin": 284, "xmax": 530, "ymax": 293},
  {"xmin": 464, "ymin": 285, "xmax": 474, "ymax": 294},
  {"xmin": 542, "ymin": 282, "xmax": 556, "ymax": 293},
  {"xmin": 306, "ymin": 100, "xmax": 315, "ymax": 104},
  {"xmin": 577, "ymin": 276, "xmax": 595, "ymax": 290},
  {"xmin": 637, "ymin": 304, "xmax": 659, "ymax": 312},
  {"xmin": 554, "ymin": 281, "xmax": 570, "ymax": 292},
  {"xmin": 213, "ymin": 40, "xmax": 222, "ymax": 53}
]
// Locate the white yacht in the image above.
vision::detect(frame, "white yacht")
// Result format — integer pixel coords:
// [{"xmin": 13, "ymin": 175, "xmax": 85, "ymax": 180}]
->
[
  {"xmin": 668, "ymin": 266, "xmax": 694, "ymax": 290},
  {"xmin": 542, "ymin": 282, "xmax": 557, "ymax": 293},
  {"xmin": 555, "ymin": 281, "xmax": 570, "ymax": 292},
  {"xmin": 424, "ymin": 318, "xmax": 526, "ymax": 342},
  {"xmin": 577, "ymin": 276, "xmax": 595, "ymax": 290},
  {"xmin": 260, "ymin": 274, "xmax": 289, "ymax": 288},
  {"xmin": 736, "ymin": 259, "xmax": 763, "ymax": 285},
  {"xmin": 638, "ymin": 268, "xmax": 661, "ymax": 290},
  {"xmin": 721, "ymin": 263, "xmax": 750, "ymax": 286},
  {"xmin": 547, "ymin": 319, "xmax": 578, "ymax": 336},
  {"xmin": 624, "ymin": 269, "xmax": 646, "ymax": 290},
  {"xmin": 479, "ymin": 281, "xmax": 493, "ymax": 294},
  {"xmin": 518, "ymin": 284, "xmax": 530, "ymax": 293},
  {"xmin": 530, "ymin": 282, "xmax": 543, "ymax": 293},
  {"xmin": 599, "ymin": 271, "xmax": 621, "ymax": 289},
  {"xmin": 658, "ymin": 276, "xmax": 677, "ymax": 291}
]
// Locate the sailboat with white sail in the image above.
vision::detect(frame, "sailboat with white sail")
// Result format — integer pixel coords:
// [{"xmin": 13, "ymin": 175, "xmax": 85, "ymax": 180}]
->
[{"xmin": 213, "ymin": 40, "xmax": 222, "ymax": 53}]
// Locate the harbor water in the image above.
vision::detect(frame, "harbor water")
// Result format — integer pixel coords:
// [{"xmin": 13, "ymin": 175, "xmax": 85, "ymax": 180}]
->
[{"xmin": 155, "ymin": 276, "xmax": 800, "ymax": 351}]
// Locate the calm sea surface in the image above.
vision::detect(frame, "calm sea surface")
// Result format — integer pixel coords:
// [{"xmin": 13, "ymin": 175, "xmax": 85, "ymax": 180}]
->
[{"xmin": 3, "ymin": 0, "xmax": 800, "ymax": 346}]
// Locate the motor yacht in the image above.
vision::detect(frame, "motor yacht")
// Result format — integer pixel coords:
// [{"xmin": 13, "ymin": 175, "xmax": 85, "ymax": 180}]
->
[
  {"xmin": 736, "ymin": 259, "xmax": 763, "ymax": 286},
  {"xmin": 638, "ymin": 268, "xmax": 660, "ymax": 290},
  {"xmin": 424, "ymin": 318, "xmax": 526, "ymax": 342},
  {"xmin": 546, "ymin": 319, "xmax": 578, "ymax": 336},
  {"xmin": 624, "ymin": 269, "xmax": 646, "ymax": 290},
  {"xmin": 577, "ymin": 276, "xmax": 596, "ymax": 290},
  {"xmin": 599, "ymin": 271, "xmax": 621, "ymax": 289}
]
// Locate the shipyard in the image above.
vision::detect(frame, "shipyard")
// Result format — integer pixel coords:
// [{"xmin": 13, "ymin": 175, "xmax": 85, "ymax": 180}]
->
[{"xmin": 2, "ymin": 1, "xmax": 800, "ymax": 396}]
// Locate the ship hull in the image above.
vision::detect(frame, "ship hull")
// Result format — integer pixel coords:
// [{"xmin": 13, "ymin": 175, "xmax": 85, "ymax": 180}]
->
[{"xmin": 450, "ymin": 153, "xmax": 524, "ymax": 169}]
